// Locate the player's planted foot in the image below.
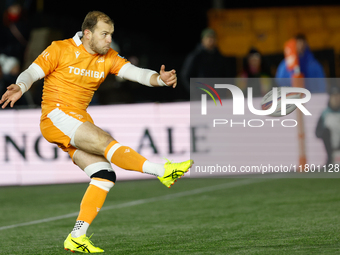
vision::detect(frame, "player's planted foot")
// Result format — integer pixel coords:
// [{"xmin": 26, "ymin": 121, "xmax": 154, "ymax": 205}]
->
[
  {"xmin": 64, "ymin": 233, "xmax": 104, "ymax": 253},
  {"xmin": 158, "ymin": 160, "xmax": 194, "ymax": 188}
]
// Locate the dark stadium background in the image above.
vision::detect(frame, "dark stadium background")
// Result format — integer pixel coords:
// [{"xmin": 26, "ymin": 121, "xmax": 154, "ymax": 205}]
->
[
  {"xmin": 0, "ymin": 0, "xmax": 338, "ymax": 103},
  {"xmin": 1, "ymin": 2, "xmax": 340, "ymax": 254}
]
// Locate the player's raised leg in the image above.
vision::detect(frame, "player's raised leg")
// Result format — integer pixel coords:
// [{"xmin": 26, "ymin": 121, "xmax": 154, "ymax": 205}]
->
[
  {"xmin": 73, "ymin": 121, "xmax": 193, "ymax": 187},
  {"xmin": 64, "ymin": 149, "xmax": 115, "ymax": 253}
]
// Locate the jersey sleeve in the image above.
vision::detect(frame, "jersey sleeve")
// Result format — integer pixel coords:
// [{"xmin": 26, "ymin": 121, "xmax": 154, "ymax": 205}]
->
[
  {"xmin": 109, "ymin": 51, "xmax": 130, "ymax": 75},
  {"xmin": 33, "ymin": 41, "xmax": 61, "ymax": 76}
]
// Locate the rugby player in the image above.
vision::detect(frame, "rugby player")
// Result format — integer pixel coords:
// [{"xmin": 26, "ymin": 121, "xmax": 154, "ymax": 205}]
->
[{"xmin": 0, "ymin": 11, "xmax": 193, "ymax": 253}]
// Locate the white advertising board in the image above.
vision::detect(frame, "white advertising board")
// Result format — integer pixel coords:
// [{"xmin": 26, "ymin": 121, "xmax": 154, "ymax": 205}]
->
[
  {"xmin": 0, "ymin": 102, "xmax": 190, "ymax": 185},
  {"xmin": 0, "ymin": 94, "xmax": 329, "ymax": 185}
]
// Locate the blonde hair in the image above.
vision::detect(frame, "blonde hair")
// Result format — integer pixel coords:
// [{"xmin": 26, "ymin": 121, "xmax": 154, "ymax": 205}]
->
[{"xmin": 81, "ymin": 11, "xmax": 113, "ymax": 33}]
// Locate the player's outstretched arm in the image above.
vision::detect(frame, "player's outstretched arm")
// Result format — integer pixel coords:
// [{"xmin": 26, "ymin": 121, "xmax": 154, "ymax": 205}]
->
[
  {"xmin": 0, "ymin": 63, "xmax": 45, "ymax": 109},
  {"xmin": 117, "ymin": 63, "xmax": 177, "ymax": 88},
  {"xmin": 0, "ymin": 84, "xmax": 22, "ymax": 109},
  {"xmin": 150, "ymin": 65, "xmax": 177, "ymax": 88}
]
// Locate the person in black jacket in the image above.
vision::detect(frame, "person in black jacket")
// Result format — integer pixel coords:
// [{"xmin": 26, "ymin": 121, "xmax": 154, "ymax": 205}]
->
[
  {"xmin": 181, "ymin": 28, "xmax": 236, "ymax": 96},
  {"xmin": 238, "ymin": 47, "xmax": 272, "ymax": 97}
]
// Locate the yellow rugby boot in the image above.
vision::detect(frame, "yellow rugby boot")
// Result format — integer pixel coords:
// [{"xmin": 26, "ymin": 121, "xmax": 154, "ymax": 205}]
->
[
  {"xmin": 64, "ymin": 233, "xmax": 104, "ymax": 253},
  {"xmin": 158, "ymin": 159, "xmax": 194, "ymax": 188}
]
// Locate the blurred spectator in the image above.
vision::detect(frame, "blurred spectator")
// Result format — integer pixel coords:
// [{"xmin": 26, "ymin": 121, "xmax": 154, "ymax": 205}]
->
[
  {"xmin": 0, "ymin": 65, "xmax": 3, "ymax": 96},
  {"xmin": 238, "ymin": 47, "xmax": 272, "ymax": 97},
  {"xmin": 0, "ymin": 53, "xmax": 20, "ymax": 95},
  {"xmin": 0, "ymin": 1, "xmax": 32, "ymax": 106},
  {"xmin": 0, "ymin": 2, "xmax": 30, "ymax": 63},
  {"xmin": 276, "ymin": 34, "xmax": 326, "ymax": 93},
  {"xmin": 181, "ymin": 28, "xmax": 236, "ymax": 95},
  {"xmin": 315, "ymin": 86, "xmax": 340, "ymax": 165}
]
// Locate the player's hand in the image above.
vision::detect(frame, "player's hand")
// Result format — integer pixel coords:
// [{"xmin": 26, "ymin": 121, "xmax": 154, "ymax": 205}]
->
[
  {"xmin": 0, "ymin": 84, "xmax": 22, "ymax": 109},
  {"xmin": 159, "ymin": 65, "xmax": 177, "ymax": 88}
]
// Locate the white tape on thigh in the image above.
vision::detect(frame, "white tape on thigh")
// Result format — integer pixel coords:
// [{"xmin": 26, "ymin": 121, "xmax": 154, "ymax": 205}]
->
[
  {"xmin": 47, "ymin": 108, "xmax": 83, "ymax": 147},
  {"xmin": 84, "ymin": 162, "xmax": 113, "ymax": 177}
]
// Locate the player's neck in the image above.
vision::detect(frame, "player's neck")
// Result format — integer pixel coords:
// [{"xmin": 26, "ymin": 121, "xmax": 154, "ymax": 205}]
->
[{"xmin": 81, "ymin": 38, "xmax": 96, "ymax": 55}]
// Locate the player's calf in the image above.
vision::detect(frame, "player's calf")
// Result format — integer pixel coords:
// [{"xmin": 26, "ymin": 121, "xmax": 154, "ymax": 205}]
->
[{"xmin": 69, "ymin": 162, "xmax": 115, "ymax": 240}]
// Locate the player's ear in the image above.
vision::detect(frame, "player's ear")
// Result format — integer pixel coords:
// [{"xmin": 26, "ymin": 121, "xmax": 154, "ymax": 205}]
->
[{"xmin": 84, "ymin": 29, "xmax": 92, "ymax": 40}]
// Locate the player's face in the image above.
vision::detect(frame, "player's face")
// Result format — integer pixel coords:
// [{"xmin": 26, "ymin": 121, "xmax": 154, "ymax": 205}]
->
[{"xmin": 90, "ymin": 20, "xmax": 114, "ymax": 55}]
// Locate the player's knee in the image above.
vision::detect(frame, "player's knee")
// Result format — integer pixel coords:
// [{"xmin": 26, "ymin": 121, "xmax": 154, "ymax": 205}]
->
[
  {"xmin": 90, "ymin": 174, "xmax": 115, "ymax": 191},
  {"xmin": 84, "ymin": 162, "xmax": 116, "ymax": 191},
  {"xmin": 91, "ymin": 170, "xmax": 116, "ymax": 183}
]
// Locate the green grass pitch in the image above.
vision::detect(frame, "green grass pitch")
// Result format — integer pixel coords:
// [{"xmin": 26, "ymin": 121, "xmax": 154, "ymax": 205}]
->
[{"xmin": 0, "ymin": 177, "xmax": 339, "ymax": 254}]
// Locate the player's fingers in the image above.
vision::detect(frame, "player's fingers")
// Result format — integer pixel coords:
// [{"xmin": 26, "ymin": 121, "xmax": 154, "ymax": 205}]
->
[
  {"xmin": 168, "ymin": 75, "xmax": 177, "ymax": 83},
  {"xmin": 2, "ymin": 98, "xmax": 10, "ymax": 109},
  {"xmin": 0, "ymin": 92, "xmax": 9, "ymax": 104},
  {"xmin": 0, "ymin": 86, "xmax": 16, "ymax": 105},
  {"xmin": 160, "ymin": 64, "xmax": 165, "ymax": 73},
  {"xmin": 164, "ymin": 75, "xmax": 176, "ymax": 83},
  {"xmin": 166, "ymin": 77, "xmax": 177, "ymax": 85},
  {"xmin": 7, "ymin": 84, "xmax": 17, "ymax": 91},
  {"xmin": 10, "ymin": 98, "xmax": 17, "ymax": 108},
  {"xmin": 167, "ymin": 73, "xmax": 176, "ymax": 79},
  {"xmin": 166, "ymin": 79, "xmax": 177, "ymax": 88},
  {"xmin": 165, "ymin": 72, "xmax": 176, "ymax": 79}
]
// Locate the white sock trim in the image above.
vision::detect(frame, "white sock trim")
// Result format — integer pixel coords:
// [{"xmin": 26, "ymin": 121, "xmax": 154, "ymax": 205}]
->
[
  {"xmin": 84, "ymin": 162, "xmax": 113, "ymax": 177},
  {"xmin": 106, "ymin": 143, "xmax": 122, "ymax": 162},
  {"xmin": 90, "ymin": 179, "xmax": 114, "ymax": 192}
]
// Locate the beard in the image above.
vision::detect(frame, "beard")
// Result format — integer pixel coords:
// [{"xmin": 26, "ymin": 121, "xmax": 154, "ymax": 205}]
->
[{"xmin": 89, "ymin": 37, "xmax": 110, "ymax": 55}]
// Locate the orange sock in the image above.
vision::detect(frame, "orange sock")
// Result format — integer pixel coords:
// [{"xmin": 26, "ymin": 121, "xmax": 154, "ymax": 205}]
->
[
  {"xmin": 104, "ymin": 140, "xmax": 147, "ymax": 172},
  {"xmin": 77, "ymin": 184, "xmax": 108, "ymax": 225}
]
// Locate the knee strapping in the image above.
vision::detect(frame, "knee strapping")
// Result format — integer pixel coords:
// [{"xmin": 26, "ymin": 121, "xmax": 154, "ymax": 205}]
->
[
  {"xmin": 91, "ymin": 170, "xmax": 116, "ymax": 183},
  {"xmin": 89, "ymin": 178, "xmax": 114, "ymax": 192},
  {"xmin": 84, "ymin": 162, "xmax": 116, "ymax": 192}
]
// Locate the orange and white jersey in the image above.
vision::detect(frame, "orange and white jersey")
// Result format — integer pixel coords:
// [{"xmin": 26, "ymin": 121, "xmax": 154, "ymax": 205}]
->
[{"xmin": 34, "ymin": 32, "xmax": 130, "ymax": 114}]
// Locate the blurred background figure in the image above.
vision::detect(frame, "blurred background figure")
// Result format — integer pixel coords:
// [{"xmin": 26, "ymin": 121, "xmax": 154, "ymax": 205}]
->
[
  {"xmin": 238, "ymin": 47, "xmax": 272, "ymax": 97},
  {"xmin": 275, "ymin": 34, "xmax": 326, "ymax": 93},
  {"xmin": 0, "ymin": 54, "xmax": 20, "ymax": 96},
  {"xmin": 241, "ymin": 48, "xmax": 271, "ymax": 78},
  {"xmin": 0, "ymin": 0, "xmax": 32, "ymax": 106},
  {"xmin": 0, "ymin": 65, "xmax": 3, "ymax": 96},
  {"xmin": 0, "ymin": 1, "xmax": 31, "ymax": 64},
  {"xmin": 315, "ymin": 85, "xmax": 340, "ymax": 165},
  {"xmin": 180, "ymin": 28, "xmax": 236, "ymax": 96}
]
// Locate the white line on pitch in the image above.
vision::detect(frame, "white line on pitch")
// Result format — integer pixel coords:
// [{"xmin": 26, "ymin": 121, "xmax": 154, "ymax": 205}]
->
[{"xmin": 0, "ymin": 178, "xmax": 267, "ymax": 231}]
